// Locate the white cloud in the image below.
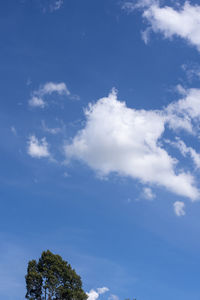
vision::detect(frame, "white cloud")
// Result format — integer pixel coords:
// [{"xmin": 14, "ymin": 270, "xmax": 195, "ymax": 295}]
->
[
  {"xmin": 50, "ymin": 0, "xmax": 64, "ymax": 12},
  {"xmin": 166, "ymin": 137, "xmax": 200, "ymax": 169},
  {"xmin": 29, "ymin": 96, "xmax": 46, "ymax": 108},
  {"xmin": 122, "ymin": 0, "xmax": 155, "ymax": 11},
  {"xmin": 182, "ymin": 63, "xmax": 200, "ymax": 81},
  {"xmin": 87, "ymin": 287, "xmax": 109, "ymax": 300},
  {"xmin": 173, "ymin": 201, "xmax": 186, "ymax": 216},
  {"xmin": 108, "ymin": 295, "xmax": 119, "ymax": 300},
  {"xmin": 141, "ymin": 28, "xmax": 151, "ymax": 44},
  {"xmin": 63, "ymin": 171, "xmax": 70, "ymax": 178},
  {"xmin": 41, "ymin": 120, "xmax": 61, "ymax": 135},
  {"xmin": 65, "ymin": 89, "xmax": 199, "ymax": 201},
  {"xmin": 39, "ymin": 82, "xmax": 70, "ymax": 96},
  {"xmin": 27, "ymin": 135, "xmax": 50, "ymax": 158},
  {"xmin": 97, "ymin": 287, "xmax": 109, "ymax": 294},
  {"xmin": 11, "ymin": 126, "xmax": 17, "ymax": 136},
  {"xmin": 87, "ymin": 290, "xmax": 99, "ymax": 300},
  {"xmin": 167, "ymin": 87, "xmax": 200, "ymax": 120},
  {"xmin": 164, "ymin": 87, "xmax": 200, "ymax": 133},
  {"xmin": 28, "ymin": 82, "xmax": 70, "ymax": 108},
  {"xmin": 143, "ymin": 187, "xmax": 155, "ymax": 200},
  {"xmin": 124, "ymin": 1, "xmax": 200, "ymax": 51}
]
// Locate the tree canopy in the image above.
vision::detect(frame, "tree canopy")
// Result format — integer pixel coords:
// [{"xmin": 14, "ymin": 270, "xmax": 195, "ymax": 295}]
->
[{"xmin": 25, "ymin": 250, "xmax": 88, "ymax": 300}]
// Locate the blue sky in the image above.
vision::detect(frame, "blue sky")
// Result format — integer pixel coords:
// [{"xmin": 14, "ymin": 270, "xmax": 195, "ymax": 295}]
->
[{"xmin": 2, "ymin": 0, "xmax": 200, "ymax": 299}]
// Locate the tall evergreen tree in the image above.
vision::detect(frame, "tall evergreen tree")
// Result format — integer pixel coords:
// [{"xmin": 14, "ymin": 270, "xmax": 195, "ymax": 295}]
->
[{"xmin": 25, "ymin": 250, "xmax": 88, "ymax": 300}]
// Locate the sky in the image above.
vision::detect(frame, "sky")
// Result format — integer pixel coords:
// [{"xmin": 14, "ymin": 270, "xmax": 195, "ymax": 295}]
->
[{"xmin": 2, "ymin": 0, "xmax": 200, "ymax": 299}]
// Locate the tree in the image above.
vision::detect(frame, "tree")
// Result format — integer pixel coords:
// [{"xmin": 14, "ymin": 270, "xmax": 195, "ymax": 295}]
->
[{"xmin": 25, "ymin": 250, "xmax": 88, "ymax": 300}]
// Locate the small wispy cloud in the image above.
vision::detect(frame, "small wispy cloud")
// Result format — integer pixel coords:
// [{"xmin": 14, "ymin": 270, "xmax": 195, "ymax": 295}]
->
[
  {"xmin": 122, "ymin": 0, "xmax": 155, "ymax": 11},
  {"xmin": 27, "ymin": 135, "xmax": 50, "ymax": 158},
  {"xmin": 173, "ymin": 201, "xmax": 186, "ymax": 217},
  {"xmin": 108, "ymin": 295, "xmax": 119, "ymax": 300},
  {"xmin": 182, "ymin": 63, "xmax": 200, "ymax": 82},
  {"xmin": 143, "ymin": 187, "xmax": 155, "ymax": 200},
  {"xmin": 63, "ymin": 171, "xmax": 70, "ymax": 178},
  {"xmin": 141, "ymin": 27, "xmax": 151, "ymax": 44},
  {"xmin": 39, "ymin": 82, "xmax": 70, "ymax": 96},
  {"xmin": 50, "ymin": 0, "xmax": 64, "ymax": 12},
  {"xmin": 29, "ymin": 96, "xmax": 46, "ymax": 108},
  {"xmin": 87, "ymin": 287, "xmax": 109, "ymax": 300},
  {"xmin": 97, "ymin": 287, "xmax": 109, "ymax": 294},
  {"xmin": 166, "ymin": 137, "xmax": 200, "ymax": 169},
  {"xmin": 39, "ymin": 0, "xmax": 64, "ymax": 13},
  {"xmin": 165, "ymin": 87, "xmax": 200, "ymax": 133},
  {"xmin": 41, "ymin": 120, "xmax": 62, "ymax": 135},
  {"xmin": 11, "ymin": 126, "xmax": 17, "ymax": 136},
  {"xmin": 28, "ymin": 82, "xmax": 70, "ymax": 108}
]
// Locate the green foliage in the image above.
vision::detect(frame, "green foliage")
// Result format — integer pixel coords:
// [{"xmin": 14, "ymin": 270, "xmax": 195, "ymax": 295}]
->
[
  {"xmin": 25, "ymin": 259, "xmax": 42, "ymax": 299},
  {"xmin": 25, "ymin": 250, "xmax": 88, "ymax": 300}
]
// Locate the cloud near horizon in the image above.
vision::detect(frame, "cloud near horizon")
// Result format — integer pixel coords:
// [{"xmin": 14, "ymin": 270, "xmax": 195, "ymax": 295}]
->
[
  {"xmin": 87, "ymin": 287, "xmax": 109, "ymax": 300},
  {"xmin": 65, "ymin": 88, "xmax": 200, "ymax": 201}
]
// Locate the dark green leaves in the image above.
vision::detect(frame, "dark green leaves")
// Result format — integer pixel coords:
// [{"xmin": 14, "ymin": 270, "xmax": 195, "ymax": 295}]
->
[{"xmin": 25, "ymin": 250, "xmax": 88, "ymax": 300}]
